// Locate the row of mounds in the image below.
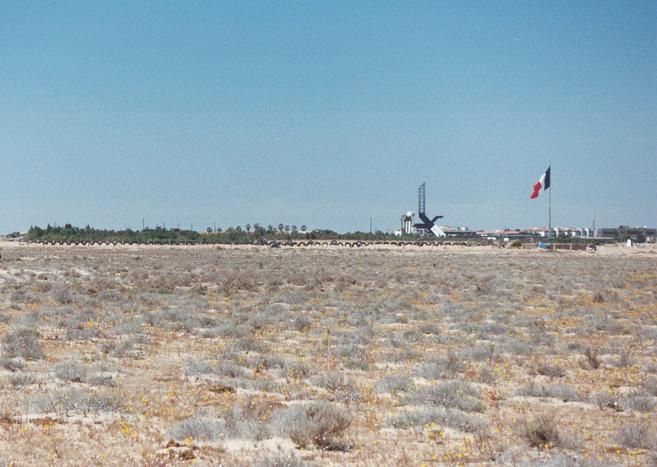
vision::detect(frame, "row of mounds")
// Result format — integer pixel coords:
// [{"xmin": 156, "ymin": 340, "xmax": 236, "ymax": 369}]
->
[
  {"xmin": 518, "ymin": 241, "xmax": 595, "ymax": 251},
  {"xmin": 538, "ymin": 242, "xmax": 595, "ymax": 251},
  {"xmin": 28, "ymin": 238, "xmax": 490, "ymax": 248},
  {"xmin": 265, "ymin": 239, "xmax": 486, "ymax": 248},
  {"xmin": 29, "ymin": 240, "xmax": 206, "ymax": 246}
]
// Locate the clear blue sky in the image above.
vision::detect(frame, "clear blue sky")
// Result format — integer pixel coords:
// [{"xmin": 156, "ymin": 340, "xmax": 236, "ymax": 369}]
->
[{"xmin": 1, "ymin": 1, "xmax": 656, "ymax": 233}]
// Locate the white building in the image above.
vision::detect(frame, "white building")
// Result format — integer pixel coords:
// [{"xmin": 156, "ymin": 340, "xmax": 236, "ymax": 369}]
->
[{"xmin": 400, "ymin": 211, "xmax": 415, "ymax": 235}]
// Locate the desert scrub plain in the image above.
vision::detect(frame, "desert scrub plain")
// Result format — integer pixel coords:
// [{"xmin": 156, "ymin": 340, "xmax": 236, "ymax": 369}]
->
[{"xmin": 0, "ymin": 243, "xmax": 656, "ymax": 466}]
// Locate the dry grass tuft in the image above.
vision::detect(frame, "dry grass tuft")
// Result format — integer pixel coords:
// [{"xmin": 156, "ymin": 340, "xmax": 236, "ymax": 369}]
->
[{"xmin": 523, "ymin": 414, "xmax": 561, "ymax": 448}]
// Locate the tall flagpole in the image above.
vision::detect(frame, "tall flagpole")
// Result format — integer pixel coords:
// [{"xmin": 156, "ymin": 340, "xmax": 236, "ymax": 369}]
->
[
  {"xmin": 548, "ymin": 180, "xmax": 552, "ymax": 239},
  {"xmin": 548, "ymin": 163, "xmax": 552, "ymax": 240}
]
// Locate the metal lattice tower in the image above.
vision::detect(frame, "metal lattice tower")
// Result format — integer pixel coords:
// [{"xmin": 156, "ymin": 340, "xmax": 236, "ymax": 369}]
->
[{"xmin": 418, "ymin": 182, "xmax": 426, "ymax": 216}]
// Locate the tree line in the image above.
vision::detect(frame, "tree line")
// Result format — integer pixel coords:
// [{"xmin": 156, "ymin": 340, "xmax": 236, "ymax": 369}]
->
[{"xmin": 25, "ymin": 223, "xmax": 394, "ymax": 244}]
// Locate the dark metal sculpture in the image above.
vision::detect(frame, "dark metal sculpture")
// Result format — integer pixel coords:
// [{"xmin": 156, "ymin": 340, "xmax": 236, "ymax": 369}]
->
[{"xmin": 414, "ymin": 182, "xmax": 446, "ymax": 237}]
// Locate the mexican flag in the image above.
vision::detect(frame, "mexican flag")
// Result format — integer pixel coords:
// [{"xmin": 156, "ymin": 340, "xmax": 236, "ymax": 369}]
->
[{"xmin": 530, "ymin": 166, "xmax": 551, "ymax": 199}]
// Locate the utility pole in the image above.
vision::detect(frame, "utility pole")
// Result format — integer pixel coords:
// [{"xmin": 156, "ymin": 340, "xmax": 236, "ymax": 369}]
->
[
  {"xmin": 142, "ymin": 218, "xmax": 145, "ymax": 231},
  {"xmin": 369, "ymin": 217, "xmax": 373, "ymax": 234}
]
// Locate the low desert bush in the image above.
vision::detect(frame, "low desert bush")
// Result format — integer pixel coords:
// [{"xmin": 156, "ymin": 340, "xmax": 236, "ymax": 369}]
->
[
  {"xmin": 160, "ymin": 308, "xmax": 201, "ymax": 332},
  {"xmin": 14, "ymin": 311, "xmax": 41, "ymax": 329},
  {"xmin": 381, "ymin": 348, "xmax": 422, "ymax": 363},
  {"xmin": 516, "ymin": 382, "xmax": 581, "ymax": 402},
  {"xmin": 60, "ymin": 311, "xmax": 102, "ymax": 341},
  {"xmin": 615, "ymin": 351, "xmax": 633, "ymax": 368},
  {"xmin": 10, "ymin": 373, "xmax": 37, "ymax": 386},
  {"xmin": 311, "ymin": 371, "xmax": 352, "ymax": 392},
  {"xmin": 85, "ymin": 373, "xmax": 116, "ymax": 387},
  {"xmin": 418, "ymin": 323, "xmax": 441, "ymax": 335},
  {"xmin": 523, "ymin": 414, "xmax": 561, "ymax": 448},
  {"xmin": 617, "ymin": 421, "xmax": 656, "ymax": 450},
  {"xmin": 646, "ymin": 361, "xmax": 657, "ymax": 374},
  {"xmin": 53, "ymin": 359, "xmax": 88, "ymax": 382},
  {"xmin": 374, "ymin": 375, "xmax": 412, "ymax": 394},
  {"xmin": 463, "ymin": 343, "xmax": 496, "ymax": 362},
  {"xmin": 589, "ymin": 391, "xmax": 620, "ymax": 411},
  {"xmin": 30, "ymin": 389, "xmax": 121, "ymax": 414},
  {"xmin": 170, "ymin": 397, "xmax": 283, "ymax": 442},
  {"xmin": 641, "ymin": 376, "xmax": 657, "ymax": 396},
  {"xmin": 0, "ymin": 357, "xmax": 26, "ymax": 371},
  {"xmin": 542, "ymin": 383, "xmax": 581, "ymax": 402},
  {"xmin": 537, "ymin": 365, "xmax": 566, "ymax": 378},
  {"xmin": 293, "ymin": 315, "xmax": 312, "ymax": 332},
  {"xmin": 1, "ymin": 328, "xmax": 44, "ymax": 360},
  {"xmin": 416, "ymin": 352, "xmax": 463, "ymax": 379},
  {"xmin": 110, "ymin": 319, "xmax": 143, "ymax": 336},
  {"xmin": 477, "ymin": 367, "xmax": 496, "ymax": 384},
  {"xmin": 169, "ymin": 416, "xmax": 225, "ymax": 441},
  {"xmin": 232, "ymin": 337, "xmax": 267, "ymax": 353},
  {"xmin": 254, "ymin": 453, "xmax": 309, "ymax": 467},
  {"xmin": 53, "ymin": 288, "xmax": 74, "ymax": 304},
  {"xmin": 583, "ymin": 347, "xmax": 601, "ymax": 369},
  {"xmin": 497, "ymin": 337, "xmax": 534, "ymax": 356},
  {"xmin": 408, "ymin": 381, "xmax": 485, "ymax": 413},
  {"xmin": 246, "ymin": 354, "xmax": 291, "ymax": 371},
  {"xmin": 622, "ymin": 393, "xmax": 656, "ymax": 413},
  {"xmin": 387, "ymin": 407, "xmax": 488, "ymax": 433},
  {"xmin": 112, "ymin": 336, "xmax": 147, "ymax": 359},
  {"xmin": 271, "ymin": 401, "xmax": 351, "ymax": 449},
  {"xmin": 343, "ymin": 350, "xmax": 371, "ymax": 370},
  {"xmin": 585, "ymin": 316, "xmax": 629, "ymax": 335},
  {"xmin": 222, "ymin": 398, "xmax": 279, "ymax": 441}
]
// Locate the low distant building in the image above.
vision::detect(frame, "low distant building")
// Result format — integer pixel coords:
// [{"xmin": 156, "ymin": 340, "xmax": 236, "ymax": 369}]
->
[
  {"xmin": 597, "ymin": 226, "xmax": 656, "ymax": 243},
  {"xmin": 441, "ymin": 226, "xmax": 478, "ymax": 238},
  {"xmin": 476, "ymin": 226, "xmax": 600, "ymax": 242}
]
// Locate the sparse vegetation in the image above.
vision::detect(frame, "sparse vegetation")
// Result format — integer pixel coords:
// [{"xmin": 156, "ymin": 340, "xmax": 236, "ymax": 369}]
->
[{"xmin": 0, "ymin": 242, "xmax": 655, "ymax": 464}]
